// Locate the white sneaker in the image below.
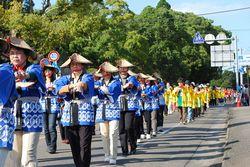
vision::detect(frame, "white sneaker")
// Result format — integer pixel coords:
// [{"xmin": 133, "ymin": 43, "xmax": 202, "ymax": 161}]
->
[
  {"xmin": 152, "ymin": 132, "xmax": 157, "ymax": 136},
  {"xmin": 146, "ymin": 134, "xmax": 151, "ymax": 139},
  {"xmin": 140, "ymin": 134, "xmax": 146, "ymax": 139},
  {"xmin": 109, "ymin": 159, "xmax": 116, "ymax": 165},
  {"xmin": 137, "ymin": 139, "xmax": 141, "ymax": 143},
  {"xmin": 104, "ymin": 156, "xmax": 110, "ymax": 162}
]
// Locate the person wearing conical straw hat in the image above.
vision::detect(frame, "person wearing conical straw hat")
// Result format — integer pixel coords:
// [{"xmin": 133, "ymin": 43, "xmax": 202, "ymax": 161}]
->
[
  {"xmin": 91, "ymin": 70, "xmax": 102, "ymax": 135},
  {"xmin": 0, "ymin": 55, "xmax": 18, "ymax": 167},
  {"xmin": 152, "ymin": 73, "xmax": 166, "ymax": 132},
  {"xmin": 146, "ymin": 75, "xmax": 159, "ymax": 137},
  {"xmin": 56, "ymin": 53, "xmax": 94, "ymax": 167},
  {"xmin": 95, "ymin": 62, "xmax": 121, "ymax": 165},
  {"xmin": 116, "ymin": 58, "xmax": 139, "ymax": 155},
  {"xmin": 4, "ymin": 37, "xmax": 46, "ymax": 167},
  {"xmin": 137, "ymin": 73, "xmax": 153, "ymax": 140},
  {"xmin": 40, "ymin": 59, "xmax": 61, "ymax": 154}
]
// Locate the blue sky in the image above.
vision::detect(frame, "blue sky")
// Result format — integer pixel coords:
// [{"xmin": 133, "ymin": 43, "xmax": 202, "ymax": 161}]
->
[{"xmin": 34, "ymin": 0, "xmax": 250, "ymax": 54}]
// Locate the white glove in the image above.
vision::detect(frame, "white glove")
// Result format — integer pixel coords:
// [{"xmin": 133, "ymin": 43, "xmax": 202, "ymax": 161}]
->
[{"xmin": 100, "ymin": 86, "xmax": 109, "ymax": 94}]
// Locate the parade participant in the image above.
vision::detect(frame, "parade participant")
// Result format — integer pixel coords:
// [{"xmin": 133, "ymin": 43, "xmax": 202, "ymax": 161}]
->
[
  {"xmin": 5, "ymin": 37, "xmax": 46, "ymax": 167},
  {"xmin": 137, "ymin": 73, "xmax": 150, "ymax": 140},
  {"xmin": 149, "ymin": 76, "xmax": 159, "ymax": 136},
  {"xmin": 164, "ymin": 83, "xmax": 174, "ymax": 115},
  {"xmin": 56, "ymin": 53, "xmax": 94, "ymax": 167},
  {"xmin": 40, "ymin": 60, "xmax": 60, "ymax": 154},
  {"xmin": 95, "ymin": 62, "xmax": 121, "ymax": 165},
  {"xmin": 174, "ymin": 78, "xmax": 186, "ymax": 124},
  {"xmin": 92, "ymin": 70, "xmax": 102, "ymax": 135},
  {"xmin": 116, "ymin": 59, "xmax": 138, "ymax": 155},
  {"xmin": 128, "ymin": 70, "xmax": 143, "ymax": 143},
  {"xmin": 185, "ymin": 80, "xmax": 194, "ymax": 123},
  {"xmin": 154, "ymin": 77, "xmax": 165, "ymax": 130},
  {"xmin": 0, "ymin": 51, "xmax": 18, "ymax": 167}
]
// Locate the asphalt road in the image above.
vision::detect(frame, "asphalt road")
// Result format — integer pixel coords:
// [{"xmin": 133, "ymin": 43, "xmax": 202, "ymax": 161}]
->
[{"xmin": 37, "ymin": 107, "xmax": 228, "ymax": 167}]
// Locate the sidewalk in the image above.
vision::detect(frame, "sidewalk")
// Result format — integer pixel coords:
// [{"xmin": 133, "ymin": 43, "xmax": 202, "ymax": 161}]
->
[{"xmin": 222, "ymin": 106, "xmax": 250, "ymax": 167}]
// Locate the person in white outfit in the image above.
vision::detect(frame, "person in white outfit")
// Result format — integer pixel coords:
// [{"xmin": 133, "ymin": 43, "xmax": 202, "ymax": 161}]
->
[{"xmin": 95, "ymin": 62, "xmax": 121, "ymax": 165}]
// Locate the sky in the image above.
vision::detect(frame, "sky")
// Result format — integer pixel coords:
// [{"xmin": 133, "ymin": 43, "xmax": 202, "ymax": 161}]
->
[{"xmin": 34, "ymin": 0, "xmax": 250, "ymax": 54}]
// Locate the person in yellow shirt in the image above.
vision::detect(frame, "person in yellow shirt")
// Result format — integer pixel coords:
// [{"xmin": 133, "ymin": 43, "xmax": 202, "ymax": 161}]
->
[
  {"xmin": 186, "ymin": 81, "xmax": 194, "ymax": 123},
  {"xmin": 174, "ymin": 78, "xmax": 186, "ymax": 124}
]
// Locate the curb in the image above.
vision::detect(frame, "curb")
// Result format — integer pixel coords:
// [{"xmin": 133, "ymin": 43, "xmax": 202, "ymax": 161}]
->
[{"xmin": 221, "ymin": 106, "xmax": 232, "ymax": 167}]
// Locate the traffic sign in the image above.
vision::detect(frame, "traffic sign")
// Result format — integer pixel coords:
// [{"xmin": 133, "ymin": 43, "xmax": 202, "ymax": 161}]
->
[
  {"xmin": 205, "ymin": 34, "xmax": 215, "ymax": 44},
  {"xmin": 193, "ymin": 32, "xmax": 205, "ymax": 44},
  {"xmin": 48, "ymin": 50, "xmax": 60, "ymax": 62},
  {"xmin": 216, "ymin": 32, "xmax": 227, "ymax": 44}
]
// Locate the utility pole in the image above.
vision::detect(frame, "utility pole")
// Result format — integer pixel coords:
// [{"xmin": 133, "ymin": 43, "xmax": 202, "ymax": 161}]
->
[{"xmin": 235, "ymin": 36, "xmax": 239, "ymax": 90}]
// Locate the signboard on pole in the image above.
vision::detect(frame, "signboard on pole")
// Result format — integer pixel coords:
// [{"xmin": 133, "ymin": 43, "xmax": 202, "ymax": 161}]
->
[
  {"xmin": 239, "ymin": 54, "xmax": 250, "ymax": 66},
  {"xmin": 210, "ymin": 44, "xmax": 235, "ymax": 67},
  {"xmin": 193, "ymin": 32, "xmax": 205, "ymax": 44}
]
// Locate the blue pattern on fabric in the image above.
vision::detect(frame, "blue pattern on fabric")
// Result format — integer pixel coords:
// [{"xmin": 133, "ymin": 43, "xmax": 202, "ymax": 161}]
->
[
  {"xmin": 20, "ymin": 99, "xmax": 43, "ymax": 132},
  {"xmin": 0, "ymin": 108, "xmax": 15, "ymax": 150},
  {"xmin": 61, "ymin": 101, "xmax": 95, "ymax": 126},
  {"xmin": 55, "ymin": 73, "xmax": 95, "ymax": 126},
  {"xmin": 95, "ymin": 78, "xmax": 121, "ymax": 123}
]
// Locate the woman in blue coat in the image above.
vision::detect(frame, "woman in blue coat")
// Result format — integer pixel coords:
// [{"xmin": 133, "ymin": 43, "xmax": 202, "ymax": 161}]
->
[
  {"xmin": 40, "ymin": 60, "xmax": 61, "ymax": 154},
  {"xmin": 95, "ymin": 62, "xmax": 121, "ymax": 165},
  {"xmin": 5, "ymin": 37, "xmax": 46, "ymax": 167},
  {"xmin": 56, "ymin": 53, "xmax": 94, "ymax": 167},
  {"xmin": 0, "ymin": 63, "xmax": 18, "ymax": 167}
]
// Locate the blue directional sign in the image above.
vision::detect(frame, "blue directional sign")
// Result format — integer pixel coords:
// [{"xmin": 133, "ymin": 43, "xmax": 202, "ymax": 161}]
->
[
  {"xmin": 193, "ymin": 32, "xmax": 205, "ymax": 44},
  {"xmin": 239, "ymin": 67, "xmax": 245, "ymax": 74}
]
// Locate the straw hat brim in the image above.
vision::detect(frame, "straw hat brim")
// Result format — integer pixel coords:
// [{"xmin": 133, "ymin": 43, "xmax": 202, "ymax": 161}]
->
[
  {"xmin": 116, "ymin": 59, "xmax": 134, "ymax": 68},
  {"xmin": 9, "ymin": 37, "xmax": 35, "ymax": 57},
  {"xmin": 138, "ymin": 73, "xmax": 149, "ymax": 79},
  {"xmin": 60, "ymin": 53, "xmax": 92, "ymax": 68},
  {"xmin": 98, "ymin": 62, "xmax": 118, "ymax": 73}
]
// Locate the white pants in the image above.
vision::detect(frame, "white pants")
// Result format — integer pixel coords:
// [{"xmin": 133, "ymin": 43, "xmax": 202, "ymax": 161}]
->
[
  {"xmin": 99, "ymin": 120, "xmax": 119, "ymax": 160},
  {"xmin": 0, "ymin": 148, "xmax": 9, "ymax": 167},
  {"xmin": 5, "ymin": 131, "xmax": 41, "ymax": 167},
  {"xmin": 151, "ymin": 110, "xmax": 157, "ymax": 133}
]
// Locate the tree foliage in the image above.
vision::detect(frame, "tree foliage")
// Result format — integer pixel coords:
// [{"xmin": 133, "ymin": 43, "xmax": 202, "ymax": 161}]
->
[{"xmin": 0, "ymin": 0, "xmax": 231, "ymax": 83}]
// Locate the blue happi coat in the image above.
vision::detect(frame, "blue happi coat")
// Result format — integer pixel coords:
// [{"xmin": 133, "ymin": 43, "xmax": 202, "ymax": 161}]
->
[
  {"xmin": 116, "ymin": 75, "xmax": 139, "ymax": 111},
  {"xmin": 0, "ymin": 64, "xmax": 18, "ymax": 150},
  {"xmin": 55, "ymin": 73, "xmax": 95, "ymax": 126},
  {"xmin": 151, "ymin": 84, "xmax": 160, "ymax": 111},
  {"xmin": 15, "ymin": 64, "xmax": 46, "ymax": 132},
  {"xmin": 158, "ymin": 81, "xmax": 166, "ymax": 106},
  {"xmin": 40, "ymin": 81, "xmax": 61, "ymax": 114},
  {"xmin": 95, "ymin": 77, "xmax": 121, "ymax": 122},
  {"xmin": 140, "ymin": 84, "xmax": 153, "ymax": 112}
]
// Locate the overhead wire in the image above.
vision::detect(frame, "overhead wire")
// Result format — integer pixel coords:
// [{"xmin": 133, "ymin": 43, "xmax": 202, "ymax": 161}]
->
[{"xmin": 198, "ymin": 6, "xmax": 250, "ymax": 16}]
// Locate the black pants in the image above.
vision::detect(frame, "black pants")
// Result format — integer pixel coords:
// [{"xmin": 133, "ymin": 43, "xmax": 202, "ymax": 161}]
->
[
  {"xmin": 67, "ymin": 125, "xmax": 93, "ymax": 167},
  {"xmin": 59, "ymin": 119, "xmax": 68, "ymax": 140},
  {"xmin": 119, "ymin": 111, "xmax": 136, "ymax": 153},
  {"xmin": 142, "ymin": 110, "xmax": 151, "ymax": 134},
  {"xmin": 157, "ymin": 105, "xmax": 165, "ymax": 127},
  {"xmin": 134, "ymin": 115, "xmax": 143, "ymax": 139}
]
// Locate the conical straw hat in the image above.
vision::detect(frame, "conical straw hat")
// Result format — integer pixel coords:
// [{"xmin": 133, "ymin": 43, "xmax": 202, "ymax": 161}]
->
[
  {"xmin": 138, "ymin": 73, "xmax": 149, "ymax": 79},
  {"xmin": 116, "ymin": 59, "xmax": 134, "ymax": 68},
  {"xmin": 98, "ymin": 61, "xmax": 118, "ymax": 73},
  {"xmin": 61, "ymin": 53, "xmax": 92, "ymax": 68}
]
